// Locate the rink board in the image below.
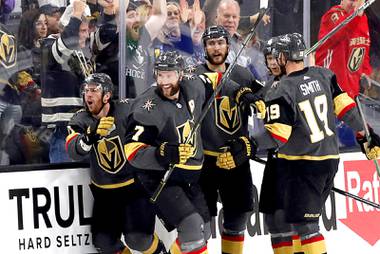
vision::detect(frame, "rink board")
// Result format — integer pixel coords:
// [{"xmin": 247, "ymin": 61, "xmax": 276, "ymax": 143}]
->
[{"xmin": 0, "ymin": 152, "xmax": 379, "ymax": 253}]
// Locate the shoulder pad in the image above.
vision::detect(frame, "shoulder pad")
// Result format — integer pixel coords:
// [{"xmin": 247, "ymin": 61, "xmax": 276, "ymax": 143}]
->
[
  {"xmin": 72, "ymin": 108, "xmax": 87, "ymax": 117},
  {"xmin": 183, "ymin": 72, "xmax": 196, "ymax": 80},
  {"xmin": 198, "ymin": 72, "xmax": 223, "ymax": 89}
]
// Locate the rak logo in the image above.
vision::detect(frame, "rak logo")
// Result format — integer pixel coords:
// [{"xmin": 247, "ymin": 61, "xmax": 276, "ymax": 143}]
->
[
  {"xmin": 0, "ymin": 29, "xmax": 16, "ymax": 69},
  {"xmin": 340, "ymin": 160, "xmax": 380, "ymax": 246},
  {"xmin": 176, "ymin": 120, "xmax": 197, "ymax": 156},
  {"xmin": 95, "ymin": 136, "xmax": 126, "ymax": 174},
  {"xmin": 347, "ymin": 47, "xmax": 365, "ymax": 73},
  {"xmin": 215, "ymin": 96, "xmax": 241, "ymax": 135}
]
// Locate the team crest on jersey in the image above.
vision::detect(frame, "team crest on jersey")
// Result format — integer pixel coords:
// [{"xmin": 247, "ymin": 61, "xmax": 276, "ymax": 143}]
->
[
  {"xmin": 348, "ymin": 47, "xmax": 365, "ymax": 72},
  {"xmin": 0, "ymin": 29, "xmax": 16, "ymax": 69},
  {"xmin": 176, "ymin": 120, "xmax": 197, "ymax": 156},
  {"xmin": 215, "ymin": 96, "xmax": 241, "ymax": 134},
  {"xmin": 95, "ymin": 136, "xmax": 126, "ymax": 174}
]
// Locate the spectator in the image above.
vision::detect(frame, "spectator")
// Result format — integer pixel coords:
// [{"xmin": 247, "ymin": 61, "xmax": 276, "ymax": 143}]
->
[
  {"xmin": 18, "ymin": 9, "xmax": 48, "ymax": 50},
  {"xmin": 215, "ymin": 0, "xmax": 270, "ymax": 70},
  {"xmin": 315, "ymin": 0, "xmax": 372, "ymax": 148},
  {"xmin": 18, "ymin": 8, "xmax": 48, "ymax": 85},
  {"xmin": 4, "ymin": 9, "xmax": 49, "ymax": 165},
  {"xmin": 0, "ymin": 21, "xmax": 41, "ymax": 165},
  {"xmin": 94, "ymin": 0, "xmax": 167, "ymax": 98},
  {"xmin": 40, "ymin": 0, "xmax": 90, "ymax": 163},
  {"xmin": 315, "ymin": 0, "xmax": 372, "ymax": 99},
  {"xmin": 152, "ymin": 1, "xmax": 194, "ymax": 61},
  {"xmin": 188, "ymin": 0, "xmax": 207, "ymax": 66},
  {"xmin": 40, "ymin": 4, "xmax": 62, "ymax": 35}
]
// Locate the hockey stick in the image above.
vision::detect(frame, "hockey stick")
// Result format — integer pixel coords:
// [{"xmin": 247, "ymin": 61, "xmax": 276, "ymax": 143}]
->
[
  {"xmin": 150, "ymin": 8, "xmax": 270, "ymax": 203},
  {"xmin": 331, "ymin": 187, "xmax": 380, "ymax": 209},
  {"xmin": 355, "ymin": 95, "xmax": 380, "ymax": 177},
  {"xmin": 305, "ymin": 0, "xmax": 377, "ymax": 56},
  {"xmin": 251, "ymin": 156, "xmax": 380, "ymax": 209}
]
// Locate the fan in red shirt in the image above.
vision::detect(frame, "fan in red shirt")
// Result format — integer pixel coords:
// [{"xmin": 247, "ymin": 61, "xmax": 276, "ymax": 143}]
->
[{"xmin": 316, "ymin": 0, "xmax": 372, "ymax": 98}]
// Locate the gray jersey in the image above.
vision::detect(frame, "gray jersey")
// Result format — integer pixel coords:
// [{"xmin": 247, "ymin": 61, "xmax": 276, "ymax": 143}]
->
[
  {"xmin": 264, "ymin": 66, "xmax": 360, "ymax": 160},
  {"xmin": 124, "ymin": 76, "xmax": 206, "ymax": 183},
  {"xmin": 194, "ymin": 63, "xmax": 263, "ymax": 154},
  {"xmin": 66, "ymin": 100, "xmax": 134, "ymax": 188}
]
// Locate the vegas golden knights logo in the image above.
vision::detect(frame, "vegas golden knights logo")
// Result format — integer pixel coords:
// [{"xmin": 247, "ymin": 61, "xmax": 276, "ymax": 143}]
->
[
  {"xmin": 215, "ymin": 97, "xmax": 241, "ymax": 134},
  {"xmin": 348, "ymin": 47, "xmax": 365, "ymax": 72},
  {"xmin": 95, "ymin": 136, "xmax": 126, "ymax": 174},
  {"xmin": 176, "ymin": 120, "xmax": 197, "ymax": 156},
  {"xmin": 0, "ymin": 30, "xmax": 16, "ymax": 69}
]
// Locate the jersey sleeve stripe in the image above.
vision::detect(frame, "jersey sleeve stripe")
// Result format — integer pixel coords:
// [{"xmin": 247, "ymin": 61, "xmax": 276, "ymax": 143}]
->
[
  {"xmin": 334, "ymin": 92, "xmax": 356, "ymax": 119},
  {"xmin": 65, "ymin": 132, "xmax": 79, "ymax": 151},
  {"xmin": 204, "ymin": 72, "xmax": 223, "ymax": 89},
  {"xmin": 124, "ymin": 142, "xmax": 148, "ymax": 161},
  {"xmin": 265, "ymin": 123, "xmax": 292, "ymax": 143}
]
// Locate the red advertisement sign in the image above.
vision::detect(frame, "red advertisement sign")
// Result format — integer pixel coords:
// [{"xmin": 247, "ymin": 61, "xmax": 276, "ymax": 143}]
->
[{"xmin": 340, "ymin": 160, "xmax": 380, "ymax": 246}]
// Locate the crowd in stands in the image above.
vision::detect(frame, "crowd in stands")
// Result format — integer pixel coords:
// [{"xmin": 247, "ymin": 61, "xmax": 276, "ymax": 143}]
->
[{"xmin": 0, "ymin": 0, "xmax": 379, "ymax": 166}]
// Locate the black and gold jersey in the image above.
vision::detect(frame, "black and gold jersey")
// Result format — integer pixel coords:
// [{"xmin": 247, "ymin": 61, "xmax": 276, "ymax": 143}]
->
[
  {"xmin": 66, "ymin": 100, "xmax": 134, "ymax": 189},
  {"xmin": 264, "ymin": 66, "xmax": 360, "ymax": 160},
  {"xmin": 0, "ymin": 24, "xmax": 17, "ymax": 85},
  {"xmin": 193, "ymin": 63, "xmax": 263, "ymax": 155},
  {"xmin": 124, "ymin": 76, "xmax": 206, "ymax": 183}
]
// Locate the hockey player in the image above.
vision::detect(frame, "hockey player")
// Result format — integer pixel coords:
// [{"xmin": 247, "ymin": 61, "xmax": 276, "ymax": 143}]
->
[
  {"xmin": 257, "ymin": 36, "xmax": 304, "ymax": 254},
  {"xmin": 124, "ymin": 51, "xmax": 210, "ymax": 254},
  {"xmin": 192, "ymin": 25, "xmax": 262, "ymax": 254},
  {"xmin": 254, "ymin": 33, "xmax": 380, "ymax": 254},
  {"xmin": 66, "ymin": 73, "xmax": 167, "ymax": 254}
]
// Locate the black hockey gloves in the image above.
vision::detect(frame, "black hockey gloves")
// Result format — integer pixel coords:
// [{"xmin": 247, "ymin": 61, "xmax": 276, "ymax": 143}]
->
[
  {"xmin": 156, "ymin": 142, "xmax": 195, "ymax": 167},
  {"xmin": 235, "ymin": 87, "xmax": 266, "ymax": 119},
  {"xmin": 356, "ymin": 127, "xmax": 380, "ymax": 160},
  {"xmin": 216, "ymin": 136, "xmax": 257, "ymax": 170},
  {"xmin": 83, "ymin": 116, "xmax": 115, "ymax": 145}
]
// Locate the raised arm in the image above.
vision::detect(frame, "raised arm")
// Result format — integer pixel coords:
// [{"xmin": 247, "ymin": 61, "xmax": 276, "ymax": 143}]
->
[{"xmin": 144, "ymin": 0, "xmax": 167, "ymax": 40}]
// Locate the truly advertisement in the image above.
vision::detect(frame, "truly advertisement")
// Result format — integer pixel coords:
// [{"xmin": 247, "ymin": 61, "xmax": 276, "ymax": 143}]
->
[
  {"xmin": 0, "ymin": 168, "xmax": 97, "ymax": 253},
  {"xmin": 0, "ymin": 153, "xmax": 379, "ymax": 253}
]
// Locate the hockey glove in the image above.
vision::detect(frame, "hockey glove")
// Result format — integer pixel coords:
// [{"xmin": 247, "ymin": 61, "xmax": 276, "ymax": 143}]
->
[
  {"xmin": 97, "ymin": 116, "xmax": 115, "ymax": 136},
  {"xmin": 235, "ymin": 87, "xmax": 266, "ymax": 119},
  {"xmin": 156, "ymin": 142, "xmax": 195, "ymax": 167},
  {"xmin": 82, "ymin": 117, "xmax": 115, "ymax": 145},
  {"xmin": 216, "ymin": 136, "xmax": 257, "ymax": 170},
  {"xmin": 356, "ymin": 127, "xmax": 380, "ymax": 160}
]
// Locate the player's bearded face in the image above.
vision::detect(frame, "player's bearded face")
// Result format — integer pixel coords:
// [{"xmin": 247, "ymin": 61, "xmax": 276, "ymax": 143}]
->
[
  {"xmin": 157, "ymin": 70, "xmax": 181, "ymax": 99},
  {"xmin": 205, "ymin": 38, "xmax": 229, "ymax": 65}
]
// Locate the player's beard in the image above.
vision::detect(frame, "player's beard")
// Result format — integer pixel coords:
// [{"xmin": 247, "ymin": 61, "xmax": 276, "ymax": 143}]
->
[
  {"xmin": 207, "ymin": 50, "xmax": 228, "ymax": 65},
  {"xmin": 280, "ymin": 65, "xmax": 287, "ymax": 75},
  {"xmin": 158, "ymin": 82, "xmax": 180, "ymax": 99}
]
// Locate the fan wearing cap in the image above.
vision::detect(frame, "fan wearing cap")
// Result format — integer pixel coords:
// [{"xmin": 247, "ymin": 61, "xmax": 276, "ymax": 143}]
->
[
  {"xmin": 93, "ymin": 0, "xmax": 167, "ymax": 98},
  {"xmin": 124, "ymin": 51, "xmax": 213, "ymax": 254},
  {"xmin": 66, "ymin": 73, "xmax": 168, "ymax": 254},
  {"xmin": 40, "ymin": 0, "xmax": 91, "ymax": 163}
]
